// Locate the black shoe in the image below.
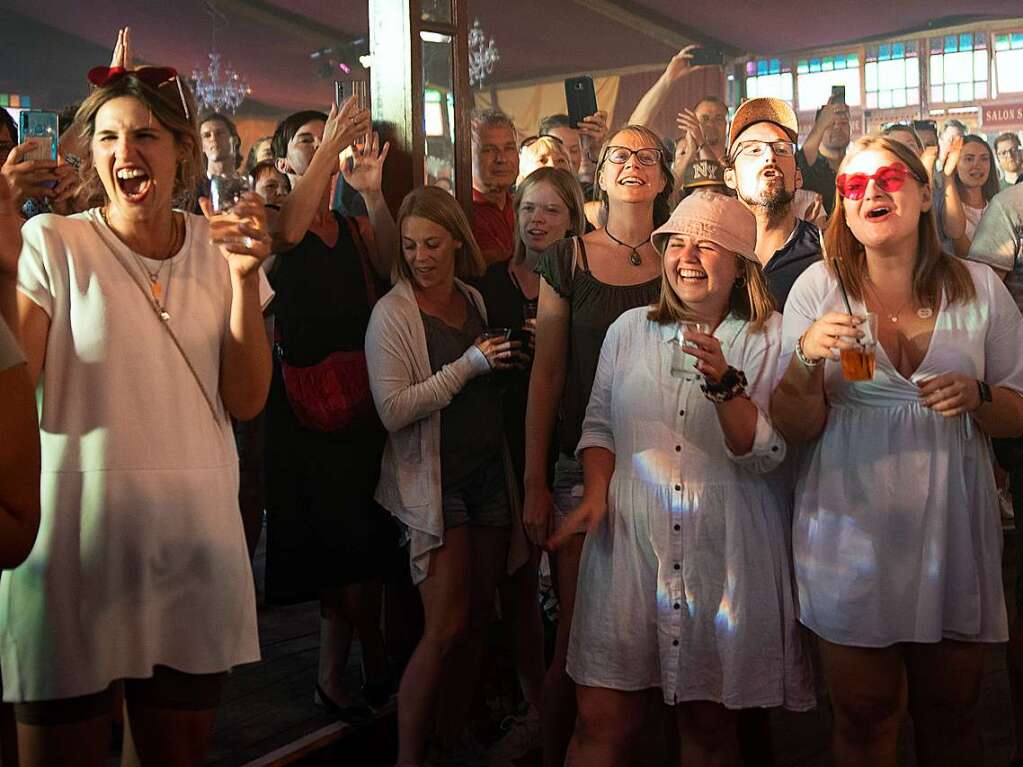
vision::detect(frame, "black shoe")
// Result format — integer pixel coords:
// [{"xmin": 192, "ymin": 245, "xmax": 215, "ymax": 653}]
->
[
  {"xmin": 362, "ymin": 673, "xmax": 397, "ymax": 710},
  {"xmin": 314, "ymin": 683, "xmax": 373, "ymax": 724}
]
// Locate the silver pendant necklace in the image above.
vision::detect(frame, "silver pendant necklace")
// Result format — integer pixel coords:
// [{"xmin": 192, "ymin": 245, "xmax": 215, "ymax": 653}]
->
[{"xmin": 603, "ymin": 227, "xmax": 649, "ymax": 266}]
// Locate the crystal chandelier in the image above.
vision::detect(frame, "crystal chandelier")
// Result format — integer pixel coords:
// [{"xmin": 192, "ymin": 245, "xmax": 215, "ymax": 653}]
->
[
  {"xmin": 191, "ymin": 2, "xmax": 250, "ymax": 114},
  {"xmin": 468, "ymin": 19, "xmax": 499, "ymax": 88}
]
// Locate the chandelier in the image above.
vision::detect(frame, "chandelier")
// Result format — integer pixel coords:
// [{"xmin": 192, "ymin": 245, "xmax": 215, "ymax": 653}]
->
[
  {"xmin": 191, "ymin": 2, "xmax": 251, "ymax": 114},
  {"xmin": 468, "ymin": 19, "xmax": 499, "ymax": 88}
]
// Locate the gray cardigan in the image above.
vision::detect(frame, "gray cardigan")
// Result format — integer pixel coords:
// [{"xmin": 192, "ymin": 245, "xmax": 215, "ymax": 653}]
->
[{"xmin": 365, "ymin": 277, "xmax": 528, "ymax": 584}]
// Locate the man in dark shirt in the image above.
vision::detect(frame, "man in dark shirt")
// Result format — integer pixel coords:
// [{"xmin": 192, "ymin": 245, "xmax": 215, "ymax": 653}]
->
[
  {"xmin": 471, "ymin": 109, "xmax": 519, "ymax": 264},
  {"xmin": 795, "ymin": 100, "xmax": 850, "ymax": 215},
  {"xmin": 724, "ymin": 97, "xmax": 821, "ymax": 310}
]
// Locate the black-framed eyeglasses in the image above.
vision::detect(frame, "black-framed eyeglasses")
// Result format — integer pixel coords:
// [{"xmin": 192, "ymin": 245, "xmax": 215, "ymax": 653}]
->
[
  {"xmin": 729, "ymin": 140, "xmax": 796, "ymax": 161},
  {"xmin": 520, "ymin": 134, "xmax": 565, "ymax": 150},
  {"xmin": 604, "ymin": 145, "xmax": 662, "ymax": 166}
]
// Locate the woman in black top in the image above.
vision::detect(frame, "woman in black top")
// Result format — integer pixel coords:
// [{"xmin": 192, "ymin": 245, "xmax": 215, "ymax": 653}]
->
[
  {"xmin": 265, "ymin": 101, "xmax": 398, "ymax": 714},
  {"xmin": 523, "ymin": 126, "xmax": 672, "ymax": 766},
  {"xmin": 472, "ymin": 167, "xmax": 586, "ymax": 758}
]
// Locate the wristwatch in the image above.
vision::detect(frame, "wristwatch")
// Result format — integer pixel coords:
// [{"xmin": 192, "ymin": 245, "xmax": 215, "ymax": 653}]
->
[{"xmin": 976, "ymin": 380, "xmax": 992, "ymax": 408}]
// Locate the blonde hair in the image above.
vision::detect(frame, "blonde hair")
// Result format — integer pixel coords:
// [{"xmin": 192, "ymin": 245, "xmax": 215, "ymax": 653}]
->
[
  {"xmin": 396, "ymin": 186, "xmax": 486, "ymax": 282},
  {"xmin": 824, "ymin": 135, "xmax": 975, "ymax": 307},
  {"xmin": 512, "ymin": 167, "xmax": 586, "ymax": 264},
  {"xmin": 648, "ymin": 254, "xmax": 775, "ymax": 332},
  {"xmin": 517, "ymin": 136, "xmax": 573, "ymax": 183},
  {"xmin": 74, "ymin": 75, "xmax": 201, "ymax": 209}
]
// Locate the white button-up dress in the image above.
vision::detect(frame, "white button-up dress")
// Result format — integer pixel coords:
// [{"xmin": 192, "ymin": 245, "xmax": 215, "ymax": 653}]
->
[
  {"xmin": 783, "ymin": 260, "xmax": 1023, "ymax": 647},
  {"xmin": 567, "ymin": 307, "xmax": 815, "ymax": 710}
]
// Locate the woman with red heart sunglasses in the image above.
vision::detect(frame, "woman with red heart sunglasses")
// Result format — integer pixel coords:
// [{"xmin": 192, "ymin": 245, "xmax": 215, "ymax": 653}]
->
[{"xmin": 772, "ymin": 135, "xmax": 1023, "ymax": 766}]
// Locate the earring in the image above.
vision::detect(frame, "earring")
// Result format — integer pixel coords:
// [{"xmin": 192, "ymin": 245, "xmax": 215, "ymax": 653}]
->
[{"xmin": 733, "ymin": 274, "xmax": 747, "ymax": 289}]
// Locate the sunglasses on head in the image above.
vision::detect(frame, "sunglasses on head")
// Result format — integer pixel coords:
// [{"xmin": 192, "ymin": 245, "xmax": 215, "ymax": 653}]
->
[{"xmin": 835, "ymin": 162, "xmax": 920, "ymax": 200}]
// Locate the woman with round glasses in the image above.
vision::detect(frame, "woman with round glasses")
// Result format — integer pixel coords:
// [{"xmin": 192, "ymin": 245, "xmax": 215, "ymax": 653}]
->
[
  {"xmin": 523, "ymin": 125, "xmax": 671, "ymax": 766},
  {"xmin": 771, "ymin": 135, "xmax": 1023, "ymax": 766}
]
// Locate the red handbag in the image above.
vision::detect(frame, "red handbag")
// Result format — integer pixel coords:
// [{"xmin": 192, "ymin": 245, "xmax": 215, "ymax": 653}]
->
[{"xmin": 275, "ymin": 217, "xmax": 379, "ymax": 433}]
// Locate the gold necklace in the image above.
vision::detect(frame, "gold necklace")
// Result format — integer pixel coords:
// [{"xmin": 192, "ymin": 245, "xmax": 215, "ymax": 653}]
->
[
  {"xmin": 867, "ymin": 281, "xmax": 912, "ymax": 324},
  {"xmin": 100, "ymin": 207, "xmax": 181, "ymax": 317}
]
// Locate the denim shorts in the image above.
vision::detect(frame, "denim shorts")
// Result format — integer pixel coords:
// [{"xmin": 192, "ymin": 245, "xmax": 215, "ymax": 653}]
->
[
  {"xmin": 442, "ymin": 456, "xmax": 512, "ymax": 530},
  {"xmin": 551, "ymin": 453, "xmax": 585, "ymax": 529}
]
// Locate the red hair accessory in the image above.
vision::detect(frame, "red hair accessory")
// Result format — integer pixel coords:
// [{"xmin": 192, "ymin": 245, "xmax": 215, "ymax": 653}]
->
[{"xmin": 86, "ymin": 66, "xmax": 190, "ymax": 120}]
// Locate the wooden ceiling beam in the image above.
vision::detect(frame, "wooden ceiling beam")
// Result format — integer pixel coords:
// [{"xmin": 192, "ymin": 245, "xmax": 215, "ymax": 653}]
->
[{"xmin": 571, "ymin": 0, "xmax": 736, "ymax": 54}]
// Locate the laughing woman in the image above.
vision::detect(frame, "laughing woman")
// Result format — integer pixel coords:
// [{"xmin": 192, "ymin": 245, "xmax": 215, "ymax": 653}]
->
[
  {"xmin": 553, "ymin": 191, "xmax": 813, "ymax": 767},
  {"xmin": 5, "ymin": 29, "xmax": 270, "ymax": 767}
]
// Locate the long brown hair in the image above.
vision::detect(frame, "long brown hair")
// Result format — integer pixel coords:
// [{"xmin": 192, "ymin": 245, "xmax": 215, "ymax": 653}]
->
[
  {"xmin": 648, "ymin": 254, "xmax": 775, "ymax": 332},
  {"xmin": 512, "ymin": 167, "xmax": 586, "ymax": 264},
  {"xmin": 395, "ymin": 186, "xmax": 486, "ymax": 282},
  {"xmin": 954, "ymin": 134, "xmax": 1000, "ymax": 205},
  {"xmin": 74, "ymin": 75, "xmax": 201, "ymax": 209},
  {"xmin": 824, "ymin": 135, "xmax": 975, "ymax": 307},
  {"xmin": 594, "ymin": 124, "xmax": 673, "ymax": 227}
]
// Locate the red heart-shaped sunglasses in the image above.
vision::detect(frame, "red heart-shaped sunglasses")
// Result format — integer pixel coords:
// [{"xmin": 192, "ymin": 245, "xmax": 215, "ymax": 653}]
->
[{"xmin": 835, "ymin": 162, "xmax": 923, "ymax": 200}]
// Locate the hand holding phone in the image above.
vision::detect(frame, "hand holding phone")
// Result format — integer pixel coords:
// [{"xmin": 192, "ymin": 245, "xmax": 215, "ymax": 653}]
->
[
  {"xmin": 19, "ymin": 111, "xmax": 59, "ymax": 163},
  {"xmin": 830, "ymin": 85, "xmax": 846, "ymax": 105},
  {"xmin": 688, "ymin": 48, "xmax": 725, "ymax": 67}
]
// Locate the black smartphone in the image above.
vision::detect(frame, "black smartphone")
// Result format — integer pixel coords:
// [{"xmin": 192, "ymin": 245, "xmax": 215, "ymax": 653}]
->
[
  {"xmin": 688, "ymin": 47, "xmax": 725, "ymax": 67},
  {"xmin": 507, "ymin": 328, "xmax": 531, "ymax": 348},
  {"xmin": 565, "ymin": 76, "xmax": 598, "ymax": 129},
  {"xmin": 830, "ymin": 85, "xmax": 846, "ymax": 104},
  {"xmin": 334, "ymin": 80, "xmax": 344, "ymax": 107}
]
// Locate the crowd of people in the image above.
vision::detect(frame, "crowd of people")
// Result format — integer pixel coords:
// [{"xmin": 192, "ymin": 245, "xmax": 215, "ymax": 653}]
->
[{"xmin": 1, "ymin": 27, "xmax": 1023, "ymax": 767}]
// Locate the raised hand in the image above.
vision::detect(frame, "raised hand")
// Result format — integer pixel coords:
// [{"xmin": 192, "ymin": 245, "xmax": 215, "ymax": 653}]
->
[
  {"xmin": 664, "ymin": 45, "xmax": 697, "ymax": 81},
  {"xmin": 321, "ymin": 97, "xmax": 372, "ymax": 159},
  {"xmin": 577, "ymin": 111, "xmax": 609, "ymax": 163},
  {"xmin": 110, "ymin": 27, "xmax": 133, "ymax": 71},
  {"xmin": 942, "ymin": 135, "xmax": 964, "ymax": 178},
  {"xmin": 675, "ymin": 108, "xmax": 707, "ymax": 154},
  {"xmin": 0, "ymin": 142, "xmax": 61, "ymax": 207},
  {"xmin": 340, "ymin": 131, "xmax": 391, "ymax": 195}
]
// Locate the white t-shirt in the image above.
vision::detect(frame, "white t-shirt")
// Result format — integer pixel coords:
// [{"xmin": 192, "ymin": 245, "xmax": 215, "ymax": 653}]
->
[{"xmin": 3, "ymin": 209, "xmax": 270, "ymax": 701}]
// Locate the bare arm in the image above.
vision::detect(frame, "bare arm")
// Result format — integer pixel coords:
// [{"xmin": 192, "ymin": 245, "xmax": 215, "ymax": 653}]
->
[
  {"xmin": 340, "ymin": 133, "xmax": 395, "ymax": 279},
  {"xmin": 627, "ymin": 47, "xmax": 696, "ymax": 128},
  {"xmin": 522, "ymin": 281, "xmax": 570, "ymax": 544},
  {"xmin": 0, "ymin": 175, "xmax": 22, "ymax": 331},
  {"xmin": 547, "ymin": 445, "xmax": 614, "ymax": 550},
  {"xmin": 271, "ymin": 98, "xmax": 370, "ymax": 253},
  {"xmin": 0, "ymin": 362, "xmax": 40, "ymax": 567}
]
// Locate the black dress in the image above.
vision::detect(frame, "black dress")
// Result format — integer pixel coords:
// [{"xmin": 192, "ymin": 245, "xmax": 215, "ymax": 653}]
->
[{"xmin": 264, "ymin": 213, "xmax": 399, "ymax": 604}]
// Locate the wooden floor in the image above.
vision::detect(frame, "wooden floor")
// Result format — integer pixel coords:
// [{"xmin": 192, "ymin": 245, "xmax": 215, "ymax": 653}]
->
[{"xmin": 201, "ymin": 524, "xmax": 1019, "ymax": 766}]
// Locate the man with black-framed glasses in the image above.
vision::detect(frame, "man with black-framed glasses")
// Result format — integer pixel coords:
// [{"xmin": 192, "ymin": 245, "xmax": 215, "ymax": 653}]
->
[{"xmin": 723, "ymin": 97, "xmax": 821, "ymax": 309}]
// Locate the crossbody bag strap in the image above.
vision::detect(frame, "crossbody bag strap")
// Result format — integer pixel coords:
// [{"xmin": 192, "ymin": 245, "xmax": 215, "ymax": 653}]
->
[
  {"xmin": 89, "ymin": 216, "xmax": 221, "ymax": 424},
  {"xmin": 345, "ymin": 215, "xmax": 378, "ymax": 306}
]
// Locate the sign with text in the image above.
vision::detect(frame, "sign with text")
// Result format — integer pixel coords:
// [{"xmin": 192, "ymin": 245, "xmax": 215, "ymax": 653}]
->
[{"xmin": 982, "ymin": 103, "xmax": 1023, "ymax": 128}]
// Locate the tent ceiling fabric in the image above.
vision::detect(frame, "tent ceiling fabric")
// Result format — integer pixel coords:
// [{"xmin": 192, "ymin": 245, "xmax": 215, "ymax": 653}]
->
[{"xmin": 1, "ymin": 0, "xmax": 1019, "ymax": 112}]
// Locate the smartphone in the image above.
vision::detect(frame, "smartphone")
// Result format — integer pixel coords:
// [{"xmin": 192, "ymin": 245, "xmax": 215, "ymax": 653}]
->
[
  {"xmin": 565, "ymin": 76, "xmax": 598, "ymax": 129},
  {"xmin": 830, "ymin": 85, "xmax": 846, "ymax": 104},
  {"xmin": 507, "ymin": 328, "xmax": 531, "ymax": 348},
  {"xmin": 19, "ymin": 110, "xmax": 59, "ymax": 162},
  {"xmin": 688, "ymin": 47, "xmax": 725, "ymax": 67}
]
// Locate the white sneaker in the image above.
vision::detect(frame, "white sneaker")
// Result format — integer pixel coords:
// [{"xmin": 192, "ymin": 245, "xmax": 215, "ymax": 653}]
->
[{"xmin": 487, "ymin": 707, "xmax": 541, "ymax": 766}]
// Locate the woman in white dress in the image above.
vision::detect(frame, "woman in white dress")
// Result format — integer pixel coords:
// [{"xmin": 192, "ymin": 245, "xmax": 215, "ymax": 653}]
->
[
  {"xmin": 552, "ymin": 190, "xmax": 814, "ymax": 767},
  {"xmin": 7, "ymin": 29, "xmax": 270, "ymax": 766},
  {"xmin": 771, "ymin": 135, "xmax": 1023, "ymax": 767}
]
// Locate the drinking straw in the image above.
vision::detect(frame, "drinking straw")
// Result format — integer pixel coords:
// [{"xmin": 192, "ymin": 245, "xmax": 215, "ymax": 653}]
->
[{"xmin": 834, "ymin": 262, "xmax": 854, "ymax": 315}]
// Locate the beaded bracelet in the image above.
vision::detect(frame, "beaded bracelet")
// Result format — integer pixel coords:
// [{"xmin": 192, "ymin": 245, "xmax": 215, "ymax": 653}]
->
[
  {"xmin": 701, "ymin": 366, "xmax": 748, "ymax": 403},
  {"xmin": 795, "ymin": 333, "xmax": 822, "ymax": 369}
]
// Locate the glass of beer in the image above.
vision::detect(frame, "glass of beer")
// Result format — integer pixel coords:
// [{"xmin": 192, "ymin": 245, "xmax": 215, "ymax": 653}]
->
[{"xmin": 840, "ymin": 312, "xmax": 878, "ymax": 381}]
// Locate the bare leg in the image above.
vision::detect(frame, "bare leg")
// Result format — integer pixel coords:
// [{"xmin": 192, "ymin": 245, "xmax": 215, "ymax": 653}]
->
[
  {"xmin": 818, "ymin": 638, "xmax": 906, "ymax": 767},
  {"xmin": 319, "ymin": 587, "xmax": 356, "ymax": 705},
  {"xmin": 676, "ymin": 701, "xmax": 740, "ymax": 767},
  {"xmin": 542, "ymin": 533, "xmax": 585, "ymax": 767},
  {"xmin": 341, "ymin": 580, "xmax": 389, "ymax": 685},
  {"xmin": 17, "ymin": 717, "xmax": 110, "ymax": 767},
  {"xmin": 435, "ymin": 524, "xmax": 511, "ymax": 745},
  {"xmin": 497, "ymin": 546, "xmax": 545, "ymax": 709},
  {"xmin": 125, "ymin": 702, "xmax": 218, "ymax": 767},
  {"xmin": 565, "ymin": 685, "xmax": 649, "ymax": 767},
  {"xmin": 905, "ymin": 639, "xmax": 988, "ymax": 767},
  {"xmin": 396, "ymin": 527, "xmax": 472, "ymax": 765}
]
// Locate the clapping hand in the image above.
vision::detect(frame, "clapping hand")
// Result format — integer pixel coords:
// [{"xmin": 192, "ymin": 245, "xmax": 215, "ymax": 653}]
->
[{"xmin": 675, "ymin": 108, "xmax": 707, "ymax": 156}]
